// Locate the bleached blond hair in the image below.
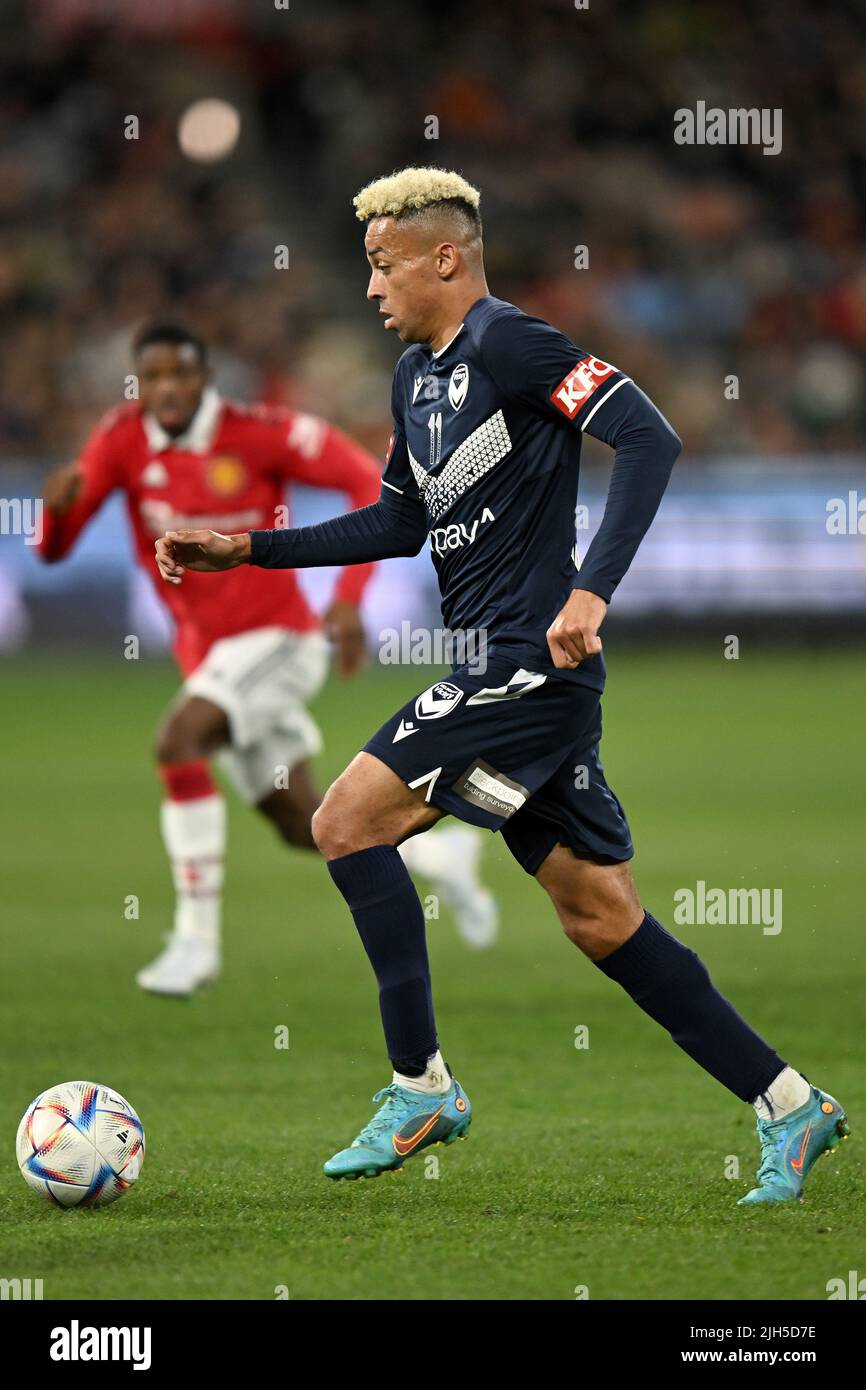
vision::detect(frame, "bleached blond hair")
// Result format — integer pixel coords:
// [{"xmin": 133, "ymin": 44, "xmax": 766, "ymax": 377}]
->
[{"xmin": 353, "ymin": 167, "xmax": 481, "ymax": 223}]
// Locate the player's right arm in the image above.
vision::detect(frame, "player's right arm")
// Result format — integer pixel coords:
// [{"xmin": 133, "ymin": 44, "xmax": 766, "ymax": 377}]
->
[
  {"xmin": 37, "ymin": 418, "xmax": 123, "ymax": 563},
  {"xmin": 156, "ymin": 410, "xmax": 428, "ymax": 584}
]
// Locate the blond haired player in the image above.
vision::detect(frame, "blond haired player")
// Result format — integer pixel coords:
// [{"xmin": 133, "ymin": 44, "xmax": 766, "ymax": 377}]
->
[{"xmin": 155, "ymin": 171, "xmax": 847, "ymax": 1204}]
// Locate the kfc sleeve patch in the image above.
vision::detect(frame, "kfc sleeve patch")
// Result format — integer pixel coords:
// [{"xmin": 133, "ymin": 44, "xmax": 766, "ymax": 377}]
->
[{"xmin": 550, "ymin": 356, "xmax": 618, "ymax": 419}]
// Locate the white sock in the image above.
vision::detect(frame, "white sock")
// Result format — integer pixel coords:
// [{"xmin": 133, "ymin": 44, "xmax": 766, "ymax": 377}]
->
[
  {"xmin": 394, "ymin": 1049, "xmax": 451, "ymax": 1096},
  {"xmin": 753, "ymin": 1066, "xmax": 812, "ymax": 1121},
  {"xmin": 398, "ymin": 830, "xmax": 450, "ymax": 881},
  {"xmin": 160, "ymin": 795, "xmax": 226, "ymax": 948}
]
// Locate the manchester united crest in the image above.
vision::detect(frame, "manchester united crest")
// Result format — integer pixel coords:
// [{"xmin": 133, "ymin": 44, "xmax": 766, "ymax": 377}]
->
[{"xmin": 205, "ymin": 455, "xmax": 246, "ymax": 496}]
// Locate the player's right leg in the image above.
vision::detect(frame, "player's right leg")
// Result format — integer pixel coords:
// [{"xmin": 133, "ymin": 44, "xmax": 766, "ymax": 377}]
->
[
  {"xmin": 140, "ymin": 625, "xmax": 328, "ymax": 997},
  {"xmin": 140, "ymin": 625, "xmax": 331, "ymax": 997},
  {"xmin": 313, "ymin": 658, "xmax": 603, "ymax": 1179},
  {"xmin": 138, "ymin": 694, "xmax": 230, "ymax": 997},
  {"xmin": 312, "ymin": 752, "xmax": 472, "ymax": 1179}
]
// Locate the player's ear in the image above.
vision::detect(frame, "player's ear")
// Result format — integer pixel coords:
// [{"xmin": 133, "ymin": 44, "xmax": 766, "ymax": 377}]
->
[{"xmin": 436, "ymin": 241, "xmax": 460, "ymax": 279}]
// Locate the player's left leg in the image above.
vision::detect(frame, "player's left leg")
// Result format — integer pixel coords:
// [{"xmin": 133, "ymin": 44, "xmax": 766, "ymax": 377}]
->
[
  {"xmin": 511, "ymin": 746, "xmax": 849, "ymax": 1206},
  {"xmin": 535, "ymin": 845, "xmax": 792, "ymax": 1101},
  {"xmin": 256, "ymin": 761, "xmax": 319, "ymax": 850},
  {"xmin": 224, "ymin": 631, "xmax": 498, "ymax": 943},
  {"xmin": 398, "ymin": 822, "xmax": 499, "ymax": 949}
]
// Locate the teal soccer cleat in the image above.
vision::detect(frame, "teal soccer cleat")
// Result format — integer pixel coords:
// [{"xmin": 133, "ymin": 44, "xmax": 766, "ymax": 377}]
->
[
  {"xmin": 323, "ymin": 1073, "xmax": 471, "ymax": 1180},
  {"xmin": 738, "ymin": 1086, "xmax": 850, "ymax": 1206}
]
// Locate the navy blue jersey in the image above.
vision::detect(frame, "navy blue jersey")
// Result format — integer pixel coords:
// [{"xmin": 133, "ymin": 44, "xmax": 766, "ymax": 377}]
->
[
  {"xmin": 379, "ymin": 294, "xmax": 679, "ymax": 688},
  {"xmin": 249, "ymin": 294, "xmax": 681, "ymax": 690}
]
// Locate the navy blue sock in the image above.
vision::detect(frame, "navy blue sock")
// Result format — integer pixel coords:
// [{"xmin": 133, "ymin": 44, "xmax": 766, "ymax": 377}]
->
[
  {"xmin": 596, "ymin": 911, "xmax": 785, "ymax": 1102},
  {"xmin": 327, "ymin": 845, "xmax": 437, "ymax": 1072}
]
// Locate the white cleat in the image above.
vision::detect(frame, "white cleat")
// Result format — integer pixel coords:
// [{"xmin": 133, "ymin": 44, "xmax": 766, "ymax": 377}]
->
[
  {"xmin": 430, "ymin": 826, "xmax": 499, "ymax": 950},
  {"xmin": 136, "ymin": 934, "xmax": 220, "ymax": 998}
]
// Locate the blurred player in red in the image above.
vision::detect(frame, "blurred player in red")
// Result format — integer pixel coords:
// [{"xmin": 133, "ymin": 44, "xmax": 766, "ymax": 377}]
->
[{"xmin": 37, "ymin": 321, "xmax": 498, "ymax": 995}]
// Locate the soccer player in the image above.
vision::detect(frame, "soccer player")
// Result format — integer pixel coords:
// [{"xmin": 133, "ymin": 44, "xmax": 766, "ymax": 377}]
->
[
  {"xmin": 155, "ymin": 170, "xmax": 849, "ymax": 1204},
  {"xmin": 37, "ymin": 319, "xmax": 499, "ymax": 997}
]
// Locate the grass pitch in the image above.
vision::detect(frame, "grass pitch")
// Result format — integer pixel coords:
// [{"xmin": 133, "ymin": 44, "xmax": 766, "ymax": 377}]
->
[{"xmin": 0, "ymin": 644, "xmax": 862, "ymax": 1300}]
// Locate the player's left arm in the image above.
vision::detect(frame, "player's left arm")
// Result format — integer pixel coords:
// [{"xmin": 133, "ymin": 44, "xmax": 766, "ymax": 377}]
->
[
  {"xmin": 550, "ymin": 368, "xmax": 682, "ymax": 667},
  {"xmin": 277, "ymin": 412, "xmax": 382, "ymax": 677},
  {"xmin": 481, "ymin": 316, "xmax": 681, "ymax": 669}
]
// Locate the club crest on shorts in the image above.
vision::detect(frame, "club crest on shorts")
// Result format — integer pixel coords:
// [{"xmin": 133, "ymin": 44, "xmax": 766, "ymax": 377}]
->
[
  {"xmin": 448, "ymin": 363, "xmax": 469, "ymax": 411},
  {"xmin": 415, "ymin": 681, "xmax": 464, "ymax": 720}
]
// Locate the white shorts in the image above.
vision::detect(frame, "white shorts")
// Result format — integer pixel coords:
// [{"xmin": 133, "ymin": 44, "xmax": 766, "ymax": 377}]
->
[{"xmin": 181, "ymin": 626, "xmax": 330, "ymax": 804}]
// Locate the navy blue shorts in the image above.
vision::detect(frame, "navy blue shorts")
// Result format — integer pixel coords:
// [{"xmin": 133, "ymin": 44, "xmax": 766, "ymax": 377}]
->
[{"xmin": 363, "ymin": 655, "xmax": 633, "ymax": 876}]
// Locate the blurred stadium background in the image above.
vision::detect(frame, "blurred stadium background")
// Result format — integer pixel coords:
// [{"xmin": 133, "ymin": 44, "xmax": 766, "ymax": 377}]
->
[{"xmin": 1, "ymin": 0, "xmax": 865, "ymax": 651}]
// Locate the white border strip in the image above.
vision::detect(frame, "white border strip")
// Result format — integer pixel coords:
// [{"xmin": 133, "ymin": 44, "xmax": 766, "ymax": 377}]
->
[
  {"xmin": 431, "ymin": 323, "xmax": 465, "ymax": 359},
  {"xmin": 580, "ymin": 375, "xmax": 631, "ymax": 431}
]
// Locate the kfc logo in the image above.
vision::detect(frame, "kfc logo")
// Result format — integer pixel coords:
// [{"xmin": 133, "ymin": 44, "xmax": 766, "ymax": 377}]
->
[{"xmin": 551, "ymin": 357, "xmax": 617, "ymax": 419}]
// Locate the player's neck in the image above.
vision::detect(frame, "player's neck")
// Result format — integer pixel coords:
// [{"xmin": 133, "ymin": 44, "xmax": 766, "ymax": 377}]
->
[{"xmin": 428, "ymin": 283, "xmax": 489, "ymax": 353}]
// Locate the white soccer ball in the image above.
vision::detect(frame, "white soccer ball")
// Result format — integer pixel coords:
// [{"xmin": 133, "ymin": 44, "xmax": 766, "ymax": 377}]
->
[{"xmin": 16, "ymin": 1081, "xmax": 145, "ymax": 1209}]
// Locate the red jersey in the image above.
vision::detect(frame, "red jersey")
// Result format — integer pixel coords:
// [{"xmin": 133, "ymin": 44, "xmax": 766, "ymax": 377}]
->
[{"xmin": 38, "ymin": 391, "xmax": 382, "ymax": 674}]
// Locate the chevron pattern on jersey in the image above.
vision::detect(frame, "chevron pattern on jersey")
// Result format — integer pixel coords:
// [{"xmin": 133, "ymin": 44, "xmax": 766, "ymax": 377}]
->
[
  {"xmin": 408, "ymin": 447, "xmax": 428, "ymax": 496},
  {"xmin": 408, "ymin": 411, "xmax": 512, "ymax": 522}
]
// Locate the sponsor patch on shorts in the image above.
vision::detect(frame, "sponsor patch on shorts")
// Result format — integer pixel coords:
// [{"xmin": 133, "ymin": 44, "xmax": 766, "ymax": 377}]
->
[{"xmin": 452, "ymin": 759, "xmax": 529, "ymax": 818}]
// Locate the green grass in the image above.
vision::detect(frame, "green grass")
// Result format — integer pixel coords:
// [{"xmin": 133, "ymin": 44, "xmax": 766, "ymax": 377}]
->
[{"xmin": 0, "ymin": 645, "xmax": 863, "ymax": 1300}]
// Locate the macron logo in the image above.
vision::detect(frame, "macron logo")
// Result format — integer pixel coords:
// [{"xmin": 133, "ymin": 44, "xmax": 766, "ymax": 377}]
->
[{"xmin": 551, "ymin": 357, "xmax": 616, "ymax": 419}]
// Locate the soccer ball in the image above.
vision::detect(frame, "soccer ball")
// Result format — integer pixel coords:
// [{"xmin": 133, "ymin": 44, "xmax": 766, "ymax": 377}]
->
[{"xmin": 16, "ymin": 1080, "xmax": 145, "ymax": 1209}]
